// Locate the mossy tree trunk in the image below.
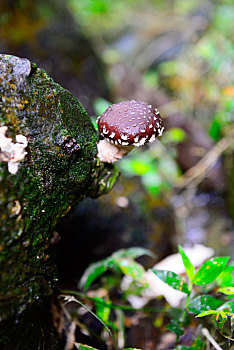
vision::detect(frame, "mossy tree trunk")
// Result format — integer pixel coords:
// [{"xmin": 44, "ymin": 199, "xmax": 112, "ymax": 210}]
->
[{"xmin": 0, "ymin": 54, "xmax": 118, "ymax": 349}]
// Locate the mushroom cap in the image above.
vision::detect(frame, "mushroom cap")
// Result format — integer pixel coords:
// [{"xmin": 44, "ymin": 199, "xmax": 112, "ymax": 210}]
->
[{"xmin": 97, "ymin": 100, "xmax": 163, "ymax": 147}]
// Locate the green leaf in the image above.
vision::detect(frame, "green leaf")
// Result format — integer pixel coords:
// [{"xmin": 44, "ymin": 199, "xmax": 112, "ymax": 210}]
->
[
  {"xmin": 193, "ymin": 257, "xmax": 230, "ymax": 285},
  {"xmin": 80, "ymin": 247, "xmax": 154, "ymax": 290},
  {"xmin": 112, "ymin": 247, "xmax": 155, "ymax": 260},
  {"xmin": 212, "ymin": 311, "xmax": 228, "ymax": 333},
  {"xmin": 188, "ymin": 295, "xmax": 224, "ymax": 314},
  {"xmin": 178, "ymin": 245, "xmax": 195, "ymax": 282},
  {"xmin": 196, "ymin": 310, "xmax": 219, "ymax": 318},
  {"xmin": 80, "ymin": 258, "xmax": 112, "ymax": 290},
  {"xmin": 75, "ymin": 343, "xmax": 99, "ymax": 349},
  {"xmin": 209, "ymin": 117, "xmax": 222, "ymax": 140},
  {"xmin": 95, "ymin": 297, "xmax": 111, "ymax": 324},
  {"xmin": 166, "ymin": 319, "xmax": 184, "ymax": 336},
  {"xmin": 151, "ymin": 269, "xmax": 190, "ymax": 294},
  {"xmin": 218, "ymin": 286, "xmax": 234, "ymax": 295},
  {"xmin": 217, "ymin": 301, "xmax": 234, "ymax": 313},
  {"xmin": 116, "ymin": 258, "xmax": 147, "ymax": 286},
  {"xmin": 216, "ymin": 264, "xmax": 234, "ymax": 287}
]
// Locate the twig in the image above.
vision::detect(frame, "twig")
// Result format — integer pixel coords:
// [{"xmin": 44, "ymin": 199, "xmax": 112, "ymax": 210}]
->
[
  {"xmin": 61, "ymin": 289, "xmax": 164, "ymax": 313},
  {"xmin": 176, "ymin": 127, "xmax": 234, "ymax": 189},
  {"xmin": 60, "ymin": 295, "xmax": 118, "ymax": 350},
  {"xmin": 202, "ymin": 328, "xmax": 223, "ymax": 350}
]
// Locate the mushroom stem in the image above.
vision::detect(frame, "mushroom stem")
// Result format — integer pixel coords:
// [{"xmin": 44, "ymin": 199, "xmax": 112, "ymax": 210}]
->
[{"xmin": 97, "ymin": 139, "xmax": 133, "ymax": 163}]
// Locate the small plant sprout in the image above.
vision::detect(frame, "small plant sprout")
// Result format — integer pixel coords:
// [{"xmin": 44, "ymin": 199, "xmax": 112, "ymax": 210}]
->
[{"xmin": 152, "ymin": 245, "xmax": 232, "ymax": 345}]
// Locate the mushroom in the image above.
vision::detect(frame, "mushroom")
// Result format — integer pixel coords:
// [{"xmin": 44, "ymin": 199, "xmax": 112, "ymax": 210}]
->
[{"xmin": 96, "ymin": 100, "xmax": 164, "ymax": 163}]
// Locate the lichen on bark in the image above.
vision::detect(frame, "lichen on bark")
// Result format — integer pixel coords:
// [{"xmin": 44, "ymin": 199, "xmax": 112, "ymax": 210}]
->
[{"xmin": 0, "ymin": 54, "xmax": 118, "ymax": 349}]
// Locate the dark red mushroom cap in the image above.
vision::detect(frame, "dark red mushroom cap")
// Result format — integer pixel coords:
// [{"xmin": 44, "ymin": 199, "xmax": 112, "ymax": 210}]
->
[{"xmin": 97, "ymin": 100, "xmax": 163, "ymax": 147}]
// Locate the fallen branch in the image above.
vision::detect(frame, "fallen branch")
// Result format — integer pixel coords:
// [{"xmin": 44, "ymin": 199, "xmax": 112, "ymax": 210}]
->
[{"xmin": 176, "ymin": 127, "xmax": 234, "ymax": 189}]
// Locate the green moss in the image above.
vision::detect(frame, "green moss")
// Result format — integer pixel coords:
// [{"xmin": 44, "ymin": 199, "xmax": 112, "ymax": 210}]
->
[{"xmin": 0, "ymin": 54, "xmax": 118, "ymax": 346}]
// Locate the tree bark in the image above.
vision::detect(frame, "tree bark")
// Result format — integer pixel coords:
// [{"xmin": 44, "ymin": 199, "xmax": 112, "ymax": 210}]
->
[{"xmin": 0, "ymin": 54, "xmax": 118, "ymax": 349}]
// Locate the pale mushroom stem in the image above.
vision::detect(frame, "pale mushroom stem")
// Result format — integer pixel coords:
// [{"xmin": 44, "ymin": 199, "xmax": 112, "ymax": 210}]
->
[{"xmin": 97, "ymin": 139, "xmax": 134, "ymax": 163}]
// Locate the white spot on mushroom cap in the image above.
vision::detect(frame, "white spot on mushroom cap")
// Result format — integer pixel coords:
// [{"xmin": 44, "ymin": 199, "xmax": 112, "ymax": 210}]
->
[
  {"xmin": 158, "ymin": 127, "xmax": 164, "ymax": 137},
  {"xmin": 155, "ymin": 109, "xmax": 160, "ymax": 115},
  {"xmin": 102, "ymin": 126, "xmax": 109, "ymax": 135},
  {"xmin": 134, "ymin": 136, "xmax": 139, "ymax": 143},
  {"xmin": 109, "ymin": 132, "xmax": 116, "ymax": 138},
  {"xmin": 148, "ymin": 134, "xmax": 156, "ymax": 143},
  {"xmin": 134, "ymin": 137, "xmax": 147, "ymax": 147}
]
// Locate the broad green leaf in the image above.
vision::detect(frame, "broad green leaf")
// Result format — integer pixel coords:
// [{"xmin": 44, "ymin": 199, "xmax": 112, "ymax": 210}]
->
[
  {"xmin": 152, "ymin": 269, "xmax": 190, "ymax": 294},
  {"xmin": 123, "ymin": 348, "xmax": 142, "ymax": 350},
  {"xmin": 196, "ymin": 310, "xmax": 219, "ymax": 318},
  {"xmin": 166, "ymin": 319, "xmax": 184, "ymax": 336},
  {"xmin": 188, "ymin": 295, "xmax": 223, "ymax": 314},
  {"xmin": 80, "ymin": 258, "xmax": 112, "ymax": 290},
  {"xmin": 116, "ymin": 258, "xmax": 147, "ymax": 286},
  {"xmin": 216, "ymin": 264, "xmax": 234, "ymax": 287},
  {"xmin": 218, "ymin": 287, "xmax": 234, "ymax": 295},
  {"xmin": 193, "ymin": 257, "xmax": 230, "ymax": 285},
  {"xmin": 75, "ymin": 343, "xmax": 99, "ymax": 350},
  {"xmin": 112, "ymin": 247, "xmax": 155, "ymax": 260},
  {"xmin": 80, "ymin": 247, "xmax": 154, "ymax": 290},
  {"xmin": 178, "ymin": 245, "xmax": 195, "ymax": 282}
]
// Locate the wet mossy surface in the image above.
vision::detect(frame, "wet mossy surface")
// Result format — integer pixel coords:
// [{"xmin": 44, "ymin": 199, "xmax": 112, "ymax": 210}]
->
[{"xmin": 0, "ymin": 54, "xmax": 118, "ymax": 349}]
